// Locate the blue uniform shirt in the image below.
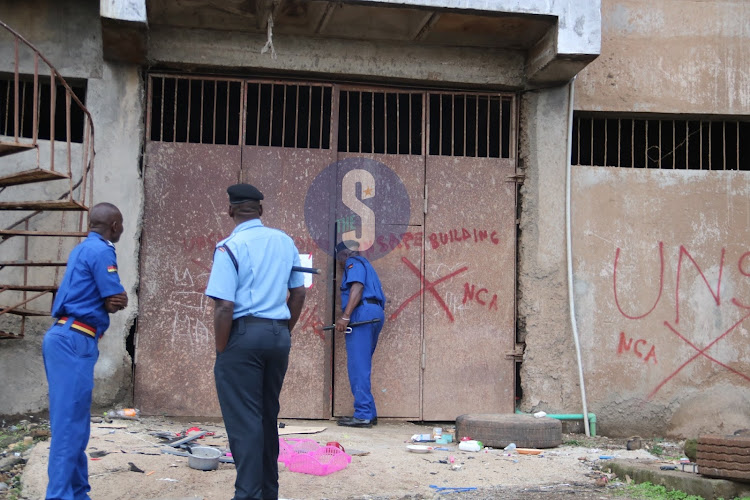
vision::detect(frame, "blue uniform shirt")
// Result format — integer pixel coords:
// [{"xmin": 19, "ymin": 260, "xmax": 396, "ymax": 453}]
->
[
  {"xmin": 51, "ymin": 232, "xmax": 125, "ymax": 337},
  {"xmin": 340, "ymin": 256, "xmax": 386, "ymax": 311},
  {"xmin": 205, "ymin": 219, "xmax": 304, "ymax": 320}
]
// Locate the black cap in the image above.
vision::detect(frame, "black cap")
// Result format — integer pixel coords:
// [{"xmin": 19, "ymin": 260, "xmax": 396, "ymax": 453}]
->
[
  {"xmin": 227, "ymin": 183, "xmax": 264, "ymax": 204},
  {"xmin": 335, "ymin": 240, "xmax": 360, "ymax": 253}
]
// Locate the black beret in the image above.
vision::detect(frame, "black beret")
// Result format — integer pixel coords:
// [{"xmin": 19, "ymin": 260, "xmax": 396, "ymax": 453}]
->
[
  {"xmin": 227, "ymin": 183, "xmax": 264, "ymax": 204},
  {"xmin": 335, "ymin": 240, "xmax": 360, "ymax": 253}
]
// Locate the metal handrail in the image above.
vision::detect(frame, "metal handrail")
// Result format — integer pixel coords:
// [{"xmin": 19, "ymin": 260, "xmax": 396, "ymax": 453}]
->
[
  {"xmin": 0, "ymin": 20, "xmax": 97, "ymax": 338},
  {"xmin": 0, "ymin": 18, "xmax": 96, "ymax": 210}
]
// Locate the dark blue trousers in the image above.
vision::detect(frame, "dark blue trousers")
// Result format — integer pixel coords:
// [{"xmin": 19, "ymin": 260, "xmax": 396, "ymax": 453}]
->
[
  {"xmin": 214, "ymin": 316, "xmax": 290, "ymax": 500},
  {"xmin": 42, "ymin": 320, "xmax": 98, "ymax": 500},
  {"xmin": 346, "ymin": 303, "xmax": 385, "ymax": 420}
]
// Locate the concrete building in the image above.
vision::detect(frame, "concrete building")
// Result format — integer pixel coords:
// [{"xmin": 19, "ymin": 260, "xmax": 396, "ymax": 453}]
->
[{"xmin": 0, "ymin": 0, "xmax": 747, "ymax": 438}]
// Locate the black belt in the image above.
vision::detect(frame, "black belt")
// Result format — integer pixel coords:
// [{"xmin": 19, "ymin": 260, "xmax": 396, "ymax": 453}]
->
[
  {"xmin": 361, "ymin": 298, "xmax": 382, "ymax": 307},
  {"xmin": 234, "ymin": 316, "xmax": 289, "ymax": 327}
]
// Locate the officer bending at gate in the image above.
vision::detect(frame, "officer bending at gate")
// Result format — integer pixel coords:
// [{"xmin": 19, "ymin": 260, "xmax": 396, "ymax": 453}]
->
[
  {"xmin": 335, "ymin": 239, "xmax": 386, "ymax": 428},
  {"xmin": 205, "ymin": 183, "xmax": 306, "ymax": 500},
  {"xmin": 43, "ymin": 202, "xmax": 128, "ymax": 500}
]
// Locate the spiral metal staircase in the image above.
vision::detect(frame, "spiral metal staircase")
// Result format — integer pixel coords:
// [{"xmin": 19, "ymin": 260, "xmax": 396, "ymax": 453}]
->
[{"xmin": 0, "ymin": 20, "xmax": 95, "ymax": 339}]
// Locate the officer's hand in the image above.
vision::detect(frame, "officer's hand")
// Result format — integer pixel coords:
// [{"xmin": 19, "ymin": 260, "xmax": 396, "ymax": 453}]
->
[
  {"xmin": 335, "ymin": 316, "xmax": 350, "ymax": 333},
  {"xmin": 105, "ymin": 292, "xmax": 128, "ymax": 313}
]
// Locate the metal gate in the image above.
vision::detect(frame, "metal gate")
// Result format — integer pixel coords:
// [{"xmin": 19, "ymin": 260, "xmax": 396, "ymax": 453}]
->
[{"xmin": 135, "ymin": 74, "xmax": 516, "ymax": 420}]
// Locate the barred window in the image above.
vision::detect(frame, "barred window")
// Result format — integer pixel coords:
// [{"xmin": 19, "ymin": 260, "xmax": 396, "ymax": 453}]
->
[
  {"xmin": 148, "ymin": 76, "xmax": 243, "ymax": 145},
  {"xmin": 338, "ymin": 90, "xmax": 422, "ymax": 155},
  {"xmin": 428, "ymin": 93, "xmax": 512, "ymax": 158},
  {"xmin": 572, "ymin": 115, "xmax": 750, "ymax": 171},
  {"xmin": 0, "ymin": 75, "xmax": 87, "ymax": 143}
]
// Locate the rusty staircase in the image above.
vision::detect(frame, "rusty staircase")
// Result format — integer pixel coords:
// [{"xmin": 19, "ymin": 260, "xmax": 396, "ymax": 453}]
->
[{"xmin": 0, "ymin": 20, "xmax": 95, "ymax": 339}]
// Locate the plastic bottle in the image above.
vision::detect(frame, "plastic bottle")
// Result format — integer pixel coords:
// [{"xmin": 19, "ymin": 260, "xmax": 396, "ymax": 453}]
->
[
  {"xmin": 106, "ymin": 408, "xmax": 140, "ymax": 419},
  {"xmin": 504, "ymin": 443, "xmax": 517, "ymax": 452},
  {"xmin": 458, "ymin": 440, "xmax": 483, "ymax": 452}
]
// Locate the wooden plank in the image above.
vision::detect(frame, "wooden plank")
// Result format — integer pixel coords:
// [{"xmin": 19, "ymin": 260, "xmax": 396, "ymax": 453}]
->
[
  {"xmin": 0, "ymin": 200, "xmax": 87, "ymax": 211},
  {"xmin": 0, "ymin": 230, "xmax": 87, "ymax": 237},
  {"xmin": 0, "ymin": 168, "xmax": 69, "ymax": 187},
  {"xmin": 0, "ymin": 331, "xmax": 24, "ymax": 339},
  {"xmin": 0, "ymin": 143, "xmax": 36, "ymax": 158},
  {"xmin": 0, "ymin": 306, "xmax": 50, "ymax": 316},
  {"xmin": 0, "ymin": 261, "xmax": 67, "ymax": 266},
  {"xmin": 0, "ymin": 285, "xmax": 57, "ymax": 292}
]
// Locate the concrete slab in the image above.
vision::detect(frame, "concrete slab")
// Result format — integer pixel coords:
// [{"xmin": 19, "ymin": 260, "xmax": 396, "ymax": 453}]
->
[{"xmin": 605, "ymin": 458, "xmax": 750, "ymax": 500}]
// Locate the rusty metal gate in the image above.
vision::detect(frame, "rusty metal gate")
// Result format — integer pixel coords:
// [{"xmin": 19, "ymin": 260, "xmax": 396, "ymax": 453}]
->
[{"xmin": 135, "ymin": 74, "xmax": 516, "ymax": 420}]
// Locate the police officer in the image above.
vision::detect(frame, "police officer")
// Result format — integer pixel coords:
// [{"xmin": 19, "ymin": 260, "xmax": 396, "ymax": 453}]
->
[
  {"xmin": 334, "ymin": 240, "xmax": 386, "ymax": 428},
  {"xmin": 42, "ymin": 202, "xmax": 128, "ymax": 500},
  {"xmin": 205, "ymin": 183, "xmax": 306, "ymax": 500}
]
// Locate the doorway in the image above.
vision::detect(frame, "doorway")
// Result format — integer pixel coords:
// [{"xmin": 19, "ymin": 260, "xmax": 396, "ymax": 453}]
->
[{"xmin": 135, "ymin": 74, "xmax": 517, "ymax": 420}]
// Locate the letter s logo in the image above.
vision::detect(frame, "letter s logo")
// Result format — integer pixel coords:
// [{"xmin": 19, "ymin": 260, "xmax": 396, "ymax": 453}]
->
[{"xmin": 341, "ymin": 169, "xmax": 375, "ymax": 251}]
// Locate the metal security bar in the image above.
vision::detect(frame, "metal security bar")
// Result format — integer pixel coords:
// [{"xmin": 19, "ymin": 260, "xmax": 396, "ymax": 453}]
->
[
  {"xmin": 0, "ymin": 78, "xmax": 87, "ymax": 143},
  {"xmin": 428, "ymin": 93, "xmax": 513, "ymax": 158},
  {"xmin": 338, "ymin": 89, "xmax": 423, "ymax": 155},
  {"xmin": 246, "ymin": 82, "xmax": 332, "ymax": 149},
  {"xmin": 148, "ymin": 75, "xmax": 244, "ymax": 145},
  {"xmin": 572, "ymin": 115, "xmax": 750, "ymax": 170}
]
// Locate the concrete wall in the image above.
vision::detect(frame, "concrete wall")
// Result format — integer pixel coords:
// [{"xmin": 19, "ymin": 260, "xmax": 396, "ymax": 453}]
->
[
  {"xmin": 571, "ymin": 167, "xmax": 750, "ymax": 437},
  {"xmin": 148, "ymin": 26, "xmax": 526, "ymax": 89},
  {"xmin": 359, "ymin": 0, "xmax": 602, "ymax": 56},
  {"xmin": 0, "ymin": 0, "xmax": 103, "ymax": 79},
  {"xmin": 515, "ymin": 0, "xmax": 750, "ymax": 438},
  {"xmin": 0, "ymin": 2, "xmax": 144, "ymax": 414},
  {"xmin": 575, "ymin": 0, "xmax": 750, "ymax": 115}
]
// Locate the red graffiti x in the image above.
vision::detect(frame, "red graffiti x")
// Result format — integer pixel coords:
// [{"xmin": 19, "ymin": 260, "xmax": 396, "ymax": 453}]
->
[
  {"xmin": 647, "ymin": 298, "xmax": 750, "ymax": 400},
  {"xmin": 389, "ymin": 257, "xmax": 468, "ymax": 323}
]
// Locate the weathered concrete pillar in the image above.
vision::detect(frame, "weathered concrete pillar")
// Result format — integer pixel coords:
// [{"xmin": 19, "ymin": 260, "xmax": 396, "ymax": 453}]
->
[
  {"xmin": 86, "ymin": 61, "xmax": 144, "ymax": 406},
  {"xmin": 517, "ymin": 84, "xmax": 584, "ymax": 416}
]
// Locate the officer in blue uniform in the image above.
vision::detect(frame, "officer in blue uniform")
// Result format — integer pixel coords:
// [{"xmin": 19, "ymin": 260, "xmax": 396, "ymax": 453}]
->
[
  {"xmin": 42, "ymin": 202, "xmax": 128, "ymax": 500},
  {"xmin": 334, "ymin": 240, "xmax": 386, "ymax": 428},
  {"xmin": 206, "ymin": 183, "xmax": 306, "ymax": 500}
]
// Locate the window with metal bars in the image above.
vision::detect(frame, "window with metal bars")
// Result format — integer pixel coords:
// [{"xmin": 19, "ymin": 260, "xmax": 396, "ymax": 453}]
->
[
  {"xmin": 0, "ymin": 75, "xmax": 87, "ymax": 143},
  {"xmin": 148, "ymin": 76, "xmax": 243, "ymax": 145},
  {"xmin": 246, "ymin": 83, "xmax": 332, "ymax": 149},
  {"xmin": 572, "ymin": 115, "xmax": 750, "ymax": 171},
  {"xmin": 337, "ymin": 90, "xmax": 422, "ymax": 155},
  {"xmin": 428, "ymin": 93, "xmax": 512, "ymax": 158}
]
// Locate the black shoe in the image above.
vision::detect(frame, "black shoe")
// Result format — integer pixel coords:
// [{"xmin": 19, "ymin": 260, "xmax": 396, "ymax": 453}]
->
[
  {"xmin": 337, "ymin": 417, "xmax": 372, "ymax": 428},
  {"xmin": 338, "ymin": 416, "xmax": 377, "ymax": 425}
]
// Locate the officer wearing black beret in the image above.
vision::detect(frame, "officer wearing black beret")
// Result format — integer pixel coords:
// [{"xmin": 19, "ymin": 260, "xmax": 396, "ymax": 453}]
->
[
  {"xmin": 227, "ymin": 183, "xmax": 264, "ymax": 204},
  {"xmin": 206, "ymin": 182, "xmax": 305, "ymax": 499}
]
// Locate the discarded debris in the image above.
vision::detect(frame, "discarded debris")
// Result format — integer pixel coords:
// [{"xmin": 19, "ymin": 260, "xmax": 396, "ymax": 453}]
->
[
  {"xmin": 430, "ymin": 484, "xmax": 476, "ymax": 493},
  {"xmin": 128, "ymin": 462, "xmax": 145, "ymax": 473}
]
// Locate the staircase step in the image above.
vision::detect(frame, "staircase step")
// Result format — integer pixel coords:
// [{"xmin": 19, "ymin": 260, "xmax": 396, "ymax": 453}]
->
[
  {"xmin": 0, "ymin": 168, "xmax": 70, "ymax": 187},
  {"xmin": 0, "ymin": 331, "xmax": 24, "ymax": 340},
  {"xmin": 0, "ymin": 142, "xmax": 36, "ymax": 158},
  {"xmin": 0, "ymin": 199, "xmax": 87, "ymax": 211},
  {"xmin": 0, "ymin": 261, "xmax": 67, "ymax": 266},
  {"xmin": 0, "ymin": 285, "xmax": 57, "ymax": 292},
  {"xmin": 0, "ymin": 306, "xmax": 50, "ymax": 316},
  {"xmin": 0, "ymin": 230, "xmax": 87, "ymax": 237}
]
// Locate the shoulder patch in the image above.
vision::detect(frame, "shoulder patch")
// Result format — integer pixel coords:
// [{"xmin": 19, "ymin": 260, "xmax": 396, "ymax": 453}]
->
[
  {"xmin": 347, "ymin": 264, "xmax": 354, "ymax": 269},
  {"xmin": 107, "ymin": 265, "xmax": 117, "ymax": 273},
  {"xmin": 218, "ymin": 246, "xmax": 226, "ymax": 252}
]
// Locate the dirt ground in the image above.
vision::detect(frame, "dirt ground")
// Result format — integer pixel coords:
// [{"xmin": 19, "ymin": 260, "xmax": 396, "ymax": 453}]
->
[{"xmin": 7, "ymin": 416, "xmax": 683, "ymax": 500}]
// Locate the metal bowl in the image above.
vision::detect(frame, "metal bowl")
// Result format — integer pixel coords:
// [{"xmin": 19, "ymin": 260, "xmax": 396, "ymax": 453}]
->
[{"xmin": 188, "ymin": 446, "xmax": 222, "ymax": 471}]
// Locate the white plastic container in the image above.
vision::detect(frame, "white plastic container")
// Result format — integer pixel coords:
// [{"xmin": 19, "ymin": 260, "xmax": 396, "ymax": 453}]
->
[{"xmin": 458, "ymin": 440, "xmax": 483, "ymax": 452}]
